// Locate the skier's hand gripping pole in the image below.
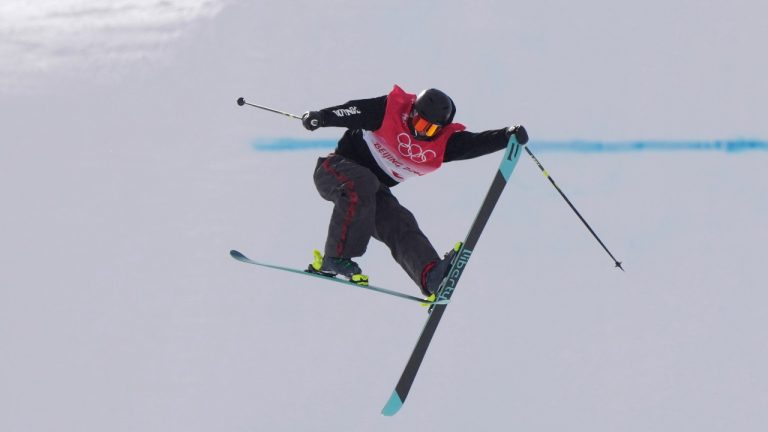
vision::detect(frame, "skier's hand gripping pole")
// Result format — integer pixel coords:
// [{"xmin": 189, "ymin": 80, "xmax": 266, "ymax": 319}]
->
[{"xmin": 235, "ymin": 97, "xmax": 324, "ymax": 131}]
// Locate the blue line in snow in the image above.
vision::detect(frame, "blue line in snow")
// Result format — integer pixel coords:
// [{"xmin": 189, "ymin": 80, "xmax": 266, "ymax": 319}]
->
[{"xmin": 251, "ymin": 138, "xmax": 768, "ymax": 153}]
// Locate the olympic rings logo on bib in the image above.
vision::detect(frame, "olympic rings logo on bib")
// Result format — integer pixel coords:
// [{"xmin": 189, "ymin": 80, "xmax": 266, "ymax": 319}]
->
[{"xmin": 397, "ymin": 133, "xmax": 436, "ymax": 164}]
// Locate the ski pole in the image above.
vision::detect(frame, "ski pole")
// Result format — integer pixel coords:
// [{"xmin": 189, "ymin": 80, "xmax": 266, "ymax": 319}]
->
[
  {"xmin": 524, "ymin": 145, "xmax": 624, "ymax": 271},
  {"xmin": 236, "ymin": 97, "xmax": 302, "ymax": 120}
]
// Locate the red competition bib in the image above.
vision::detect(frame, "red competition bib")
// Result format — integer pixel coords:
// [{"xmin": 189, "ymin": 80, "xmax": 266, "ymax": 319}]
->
[{"xmin": 362, "ymin": 85, "xmax": 465, "ymax": 182}]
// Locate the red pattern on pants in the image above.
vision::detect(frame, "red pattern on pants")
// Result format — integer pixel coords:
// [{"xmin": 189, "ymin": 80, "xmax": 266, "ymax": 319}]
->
[
  {"xmin": 319, "ymin": 158, "xmax": 359, "ymax": 256},
  {"xmin": 313, "ymin": 154, "xmax": 440, "ymax": 295}
]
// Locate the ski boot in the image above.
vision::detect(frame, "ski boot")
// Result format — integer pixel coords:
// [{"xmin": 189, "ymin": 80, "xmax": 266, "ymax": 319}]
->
[
  {"xmin": 307, "ymin": 250, "xmax": 369, "ymax": 286},
  {"xmin": 421, "ymin": 242, "xmax": 463, "ymax": 304}
]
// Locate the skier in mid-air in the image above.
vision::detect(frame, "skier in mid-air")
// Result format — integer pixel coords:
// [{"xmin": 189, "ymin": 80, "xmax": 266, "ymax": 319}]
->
[{"xmin": 302, "ymin": 85, "xmax": 528, "ymax": 299}]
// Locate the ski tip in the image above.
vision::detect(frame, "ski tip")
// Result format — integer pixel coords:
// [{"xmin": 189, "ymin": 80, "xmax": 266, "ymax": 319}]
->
[
  {"xmin": 230, "ymin": 250, "xmax": 245, "ymax": 260},
  {"xmin": 381, "ymin": 391, "xmax": 404, "ymax": 416}
]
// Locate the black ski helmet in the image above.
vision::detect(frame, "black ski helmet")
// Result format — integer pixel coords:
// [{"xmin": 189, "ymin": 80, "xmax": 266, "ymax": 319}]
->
[{"xmin": 414, "ymin": 88, "xmax": 455, "ymax": 125}]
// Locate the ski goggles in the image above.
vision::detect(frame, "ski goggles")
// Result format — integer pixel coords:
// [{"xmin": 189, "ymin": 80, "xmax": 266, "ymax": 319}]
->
[{"xmin": 411, "ymin": 111, "xmax": 443, "ymax": 138}]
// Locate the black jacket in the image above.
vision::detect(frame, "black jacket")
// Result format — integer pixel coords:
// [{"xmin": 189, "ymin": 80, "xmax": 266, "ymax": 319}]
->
[{"xmin": 317, "ymin": 95, "xmax": 510, "ymax": 187}]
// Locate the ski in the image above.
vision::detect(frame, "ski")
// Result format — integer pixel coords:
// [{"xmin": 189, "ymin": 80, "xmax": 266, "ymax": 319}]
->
[
  {"xmin": 381, "ymin": 135, "xmax": 524, "ymax": 416},
  {"xmin": 229, "ymin": 250, "xmax": 449, "ymax": 305}
]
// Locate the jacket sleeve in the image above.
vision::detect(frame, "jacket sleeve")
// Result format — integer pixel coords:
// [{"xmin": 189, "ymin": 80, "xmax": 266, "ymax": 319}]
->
[
  {"xmin": 443, "ymin": 128, "xmax": 510, "ymax": 162},
  {"xmin": 318, "ymin": 95, "xmax": 388, "ymax": 131}
]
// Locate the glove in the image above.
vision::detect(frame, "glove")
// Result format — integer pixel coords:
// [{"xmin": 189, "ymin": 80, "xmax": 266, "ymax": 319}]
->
[
  {"xmin": 507, "ymin": 125, "xmax": 528, "ymax": 145},
  {"xmin": 302, "ymin": 111, "xmax": 324, "ymax": 131}
]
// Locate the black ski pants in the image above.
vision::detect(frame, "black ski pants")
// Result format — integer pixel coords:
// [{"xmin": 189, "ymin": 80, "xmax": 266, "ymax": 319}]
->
[{"xmin": 314, "ymin": 154, "xmax": 439, "ymax": 289}]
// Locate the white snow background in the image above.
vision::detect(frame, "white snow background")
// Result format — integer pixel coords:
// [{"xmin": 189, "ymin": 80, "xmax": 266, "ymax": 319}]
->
[{"xmin": 1, "ymin": 1, "xmax": 767, "ymax": 431}]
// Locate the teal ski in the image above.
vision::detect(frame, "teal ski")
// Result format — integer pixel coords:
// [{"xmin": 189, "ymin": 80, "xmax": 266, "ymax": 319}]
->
[
  {"xmin": 381, "ymin": 135, "xmax": 524, "ymax": 416},
  {"xmin": 230, "ymin": 250, "xmax": 448, "ymax": 306}
]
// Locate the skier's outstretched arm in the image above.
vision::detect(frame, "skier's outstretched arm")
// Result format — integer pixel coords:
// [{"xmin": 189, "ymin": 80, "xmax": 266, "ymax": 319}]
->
[
  {"xmin": 444, "ymin": 125, "xmax": 528, "ymax": 162},
  {"xmin": 302, "ymin": 95, "xmax": 388, "ymax": 131}
]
